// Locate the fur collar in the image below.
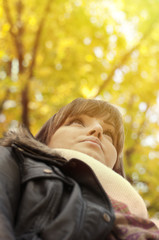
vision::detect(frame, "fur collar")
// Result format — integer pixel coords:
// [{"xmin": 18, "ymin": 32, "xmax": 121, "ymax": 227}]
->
[{"xmin": 0, "ymin": 126, "xmax": 65, "ymax": 158}]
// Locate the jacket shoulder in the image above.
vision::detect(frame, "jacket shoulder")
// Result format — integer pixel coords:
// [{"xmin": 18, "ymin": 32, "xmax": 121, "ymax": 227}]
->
[
  {"xmin": 0, "ymin": 146, "xmax": 20, "ymax": 176},
  {"xmin": 0, "ymin": 146, "xmax": 13, "ymax": 160}
]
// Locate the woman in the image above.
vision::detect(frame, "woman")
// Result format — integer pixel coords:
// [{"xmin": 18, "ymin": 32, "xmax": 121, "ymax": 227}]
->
[{"xmin": 0, "ymin": 98, "xmax": 158, "ymax": 240}]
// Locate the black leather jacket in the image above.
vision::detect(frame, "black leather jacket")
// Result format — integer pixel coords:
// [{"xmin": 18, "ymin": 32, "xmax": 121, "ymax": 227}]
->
[{"xmin": 0, "ymin": 143, "xmax": 115, "ymax": 240}]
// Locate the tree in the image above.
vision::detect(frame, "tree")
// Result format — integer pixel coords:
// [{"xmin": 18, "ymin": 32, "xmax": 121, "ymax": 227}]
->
[{"xmin": 0, "ymin": 0, "xmax": 159, "ymax": 217}]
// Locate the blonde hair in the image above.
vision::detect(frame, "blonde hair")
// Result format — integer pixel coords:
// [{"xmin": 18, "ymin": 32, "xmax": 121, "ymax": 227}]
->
[{"xmin": 36, "ymin": 98, "xmax": 125, "ymax": 177}]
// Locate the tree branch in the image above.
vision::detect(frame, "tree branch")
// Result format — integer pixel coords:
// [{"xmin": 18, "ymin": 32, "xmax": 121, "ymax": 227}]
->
[
  {"xmin": 3, "ymin": 0, "xmax": 25, "ymax": 73},
  {"xmin": 21, "ymin": 0, "xmax": 52, "ymax": 128},
  {"xmin": 94, "ymin": 19, "xmax": 158, "ymax": 97},
  {"xmin": 29, "ymin": 0, "xmax": 52, "ymax": 78},
  {"xmin": 16, "ymin": 0, "xmax": 25, "ymax": 72}
]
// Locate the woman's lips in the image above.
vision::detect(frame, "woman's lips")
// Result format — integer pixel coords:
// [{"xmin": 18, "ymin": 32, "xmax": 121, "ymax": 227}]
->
[{"xmin": 81, "ymin": 137, "xmax": 103, "ymax": 150}]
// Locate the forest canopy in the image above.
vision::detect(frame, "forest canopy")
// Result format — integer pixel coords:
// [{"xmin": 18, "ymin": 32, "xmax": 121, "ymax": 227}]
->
[{"xmin": 0, "ymin": 0, "xmax": 159, "ymax": 218}]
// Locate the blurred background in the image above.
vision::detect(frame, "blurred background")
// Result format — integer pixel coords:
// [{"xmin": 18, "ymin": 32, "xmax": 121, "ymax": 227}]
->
[{"xmin": 0, "ymin": 0, "xmax": 159, "ymax": 218}]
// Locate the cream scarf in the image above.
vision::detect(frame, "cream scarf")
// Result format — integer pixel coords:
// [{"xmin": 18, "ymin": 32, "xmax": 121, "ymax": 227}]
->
[{"xmin": 53, "ymin": 148, "xmax": 148, "ymax": 219}]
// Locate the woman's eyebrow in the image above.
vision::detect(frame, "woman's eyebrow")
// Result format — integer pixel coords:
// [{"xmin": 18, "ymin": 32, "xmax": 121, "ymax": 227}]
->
[
  {"xmin": 103, "ymin": 119, "xmax": 115, "ymax": 128},
  {"xmin": 64, "ymin": 115, "xmax": 80, "ymax": 123}
]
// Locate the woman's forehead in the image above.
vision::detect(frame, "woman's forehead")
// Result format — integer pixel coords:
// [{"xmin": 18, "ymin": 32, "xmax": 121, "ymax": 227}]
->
[
  {"xmin": 67, "ymin": 113, "xmax": 116, "ymax": 127},
  {"xmin": 60, "ymin": 98, "xmax": 121, "ymax": 129}
]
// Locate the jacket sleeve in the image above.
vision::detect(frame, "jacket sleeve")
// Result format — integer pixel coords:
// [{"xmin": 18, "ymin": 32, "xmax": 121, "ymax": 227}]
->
[{"xmin": 0, "ymin": 146, "xmax": 21, "ymax": 240}]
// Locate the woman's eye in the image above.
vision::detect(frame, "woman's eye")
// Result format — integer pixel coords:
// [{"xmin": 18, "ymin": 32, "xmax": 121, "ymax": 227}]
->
[
  {"xmin": 103, "ymin": 130, "xmax": 113, "ymax": 142},
  {"xmin": 69, "ymin": 119, "xmax": 84, "ymax": 126}
]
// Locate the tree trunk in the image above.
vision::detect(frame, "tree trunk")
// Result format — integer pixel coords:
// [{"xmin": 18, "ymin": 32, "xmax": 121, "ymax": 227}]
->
[{"xmin": 21, "ymin": 84, "xmax": 29, "ymax": 128}]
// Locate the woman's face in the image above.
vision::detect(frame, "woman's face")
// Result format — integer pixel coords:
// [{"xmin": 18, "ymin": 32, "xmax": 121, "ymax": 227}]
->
[{"xmin": 48, "ymin": 114, "xmax": 117, "ymax": 168}]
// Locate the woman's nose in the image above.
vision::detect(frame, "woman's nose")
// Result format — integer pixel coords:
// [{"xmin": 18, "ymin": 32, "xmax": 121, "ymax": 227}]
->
[{"xmin": 87, "ymin": 123, "xmax": 103, "ymax": 138}]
